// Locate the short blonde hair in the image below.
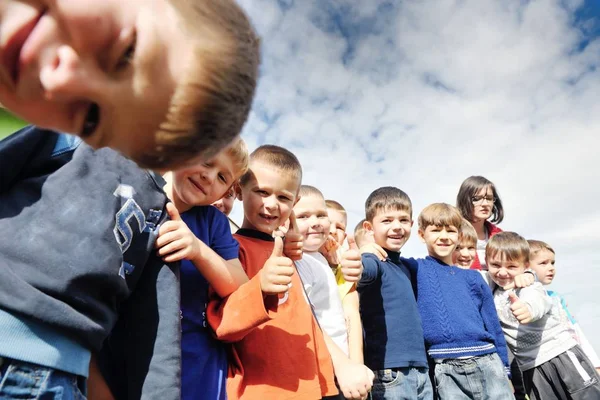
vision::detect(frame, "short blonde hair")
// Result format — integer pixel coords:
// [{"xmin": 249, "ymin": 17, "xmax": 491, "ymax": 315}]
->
[
  {"xmin": 224, "ymin": 137, "xmax": 249, "ymax": 178},
  {"xmin": 418, "ymin": 203, "xmax": 462, "ymax": 231},
  {"xmin": 299, "ymin": 185, "xmax": 325, "ymax": 200},
  {"xmin": 458, "ymin": 218, "xmax": 477, "ymax": 247},
  {"xmin": 354, "ymin": 219, "xmax": 367, "ymax": 247},
  {"xmin": 140, "ymin": 0, "xmax": 261, "ymax": 169},
  {"xmin": 486, "ymin": 232, "xmax": 530, "ymax": 264},
  {"xmin": 528, "ymin": 240, "xmax": 555, "ymax": 257}
]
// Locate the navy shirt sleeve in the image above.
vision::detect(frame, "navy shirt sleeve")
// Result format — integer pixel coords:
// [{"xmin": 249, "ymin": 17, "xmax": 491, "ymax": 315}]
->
[
  {"xmin": 206, "ymin": 207, "xmax": 239, "ymax": 261},
  {"xmin": 359, "ymin": 253, "xmax": 381, "ymax": 287}
]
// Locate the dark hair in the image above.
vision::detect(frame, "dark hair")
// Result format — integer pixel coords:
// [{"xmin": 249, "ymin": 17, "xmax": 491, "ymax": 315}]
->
[
  {"xmin": 456, "ymin": 176, "xmax": 504, "ymax": 224},
  {"xmin": 365, "ymin": 186, "xmax": 412, "ymax": 222},
  {"xmin": 418, "ymin": 203, "xmax": 463, "ymax": 231}
]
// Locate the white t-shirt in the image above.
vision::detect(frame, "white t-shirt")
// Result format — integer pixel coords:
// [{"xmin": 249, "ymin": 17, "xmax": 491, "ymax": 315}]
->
[
  {"xmin": 295, "ymin": 252, "xmax": 349, "ymax": 355},
  {"xmin": 477, "ymin": 229, "xmax": 489, "ymax": 270}
]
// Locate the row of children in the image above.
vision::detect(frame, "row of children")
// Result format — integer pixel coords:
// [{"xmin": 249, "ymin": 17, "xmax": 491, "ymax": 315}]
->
[{"xmin": 149, "ymin": 136, "xmax": 600, "ymax": 400}]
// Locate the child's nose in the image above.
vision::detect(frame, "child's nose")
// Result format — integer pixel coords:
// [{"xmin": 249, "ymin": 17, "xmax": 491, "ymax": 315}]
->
[{"xmin": 39, "ymin": 45, "xmax": 102, "ymax": 101}]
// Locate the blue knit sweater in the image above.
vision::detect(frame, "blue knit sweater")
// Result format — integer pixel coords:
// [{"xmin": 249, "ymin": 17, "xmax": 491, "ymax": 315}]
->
[{"xmin": 402, "ymin": 256, "xmax": 511, "ymax": 376}]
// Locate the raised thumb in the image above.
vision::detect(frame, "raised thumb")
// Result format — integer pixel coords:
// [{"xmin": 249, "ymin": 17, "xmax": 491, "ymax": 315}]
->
[
  {"xmin": 166, "ymin": 202, "xmax": 182, "ymax": 221},
  {"xmin": 272, "ymin": 235, "xmax": 284, "ymax": 257},
  {"xmin": 347, "ymin": 236, "xmax": 359, "ymax": 251},
  {"xmin": 508, "ymin": 292, "xmax": 519, "ymax": 304}
]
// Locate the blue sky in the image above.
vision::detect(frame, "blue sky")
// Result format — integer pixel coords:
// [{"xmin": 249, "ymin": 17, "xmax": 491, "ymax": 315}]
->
[{"xmin": 231, "ymin": 0, "xmax": 600, "ymax": 351}]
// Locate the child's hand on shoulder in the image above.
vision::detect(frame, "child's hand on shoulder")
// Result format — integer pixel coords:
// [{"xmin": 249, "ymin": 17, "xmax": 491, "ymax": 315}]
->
[
  {"xmin": 319, "ymin": 235, "xmax": 341, "ymax": 266},
  {"xmin": 340, "ymin": 237, "xmax": 363, "ymax": 282},
  {"xmin": 359, "ymin": 243, "xmax": 387, "ymax": 261},
  {"xmin": 282, "ymin": 212, "xmax": 303, "ymax": 261},
  {"xmin": 508, "ymin": 292, "xmax": 533, "ymax": 324},
  {"xmin": 260, "ymin": 236, "xmax": 295, "ymax": 295},
  {"xmin": 336, "ymin": 359, "xmax": 374, "ymax": 400},
  {"xmin": 155, "ymin": 203, "xmax": 202, "ymax": 263}
]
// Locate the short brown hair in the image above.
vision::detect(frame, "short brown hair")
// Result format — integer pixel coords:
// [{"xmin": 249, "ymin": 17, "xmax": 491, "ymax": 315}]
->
[
  {"xmin": 365, "ymin": 187, "xmax": 412, "ymax": 222},
  {"xmin": 486, "ymin": 232, "xmax": 529, "ymax": 264},
  {"xmin": 458, "ymin": 218, "xmax": 478, "ymax": 247},
  {"xmin": 141, "ymin": 0, "xmax": 261, "ymax": 169},
  {"xmin": 528, "ymin": 240, "xmax": 555, "ymax": 257},
  {"xmin": 456, "ymin": 176, "xmax": 504, "ymax": 224},
  {"xmin": 240, "ymin": 145, "xmax": 302, "ymax": 187},
  {"xmin": 299, "ymin": 185, "xmax": 324, "ymax": 200},
  {"xmin": 418, "ymin": 203, "xmax": 462, "ymax": 231}
]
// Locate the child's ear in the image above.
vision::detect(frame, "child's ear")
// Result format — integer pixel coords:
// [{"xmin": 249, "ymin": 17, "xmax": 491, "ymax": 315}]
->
[
  {"xmin": 293, "ymin": 194, "xmax": 301, "ymax": 207},
  {"xmin": 235, "ymin": 184, "xmax": 243, "ymax": 201},
  {"xmin": 363, "ymin": 220, "xmax": 374, "ymax": 233},
  {"xmin": 418, "ymin": 229, "xmax": 426, "ymax": 243}
]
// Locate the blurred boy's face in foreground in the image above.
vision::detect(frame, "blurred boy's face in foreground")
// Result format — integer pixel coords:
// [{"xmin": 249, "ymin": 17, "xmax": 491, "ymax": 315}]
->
[{"xmin": 0, "ymin": 0, "xmax": 248, "ymax": 170}]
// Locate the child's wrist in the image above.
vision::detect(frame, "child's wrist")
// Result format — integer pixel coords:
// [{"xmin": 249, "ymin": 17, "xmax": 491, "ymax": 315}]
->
[{"xmin": 524, "ymin": 268, "xmax": 538, "ymax": 282}]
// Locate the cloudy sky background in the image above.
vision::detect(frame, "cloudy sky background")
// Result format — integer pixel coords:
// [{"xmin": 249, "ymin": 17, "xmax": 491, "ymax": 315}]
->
[{"xmin": 230, "ymin": 0, "xmax": 600, "ymax": 350}]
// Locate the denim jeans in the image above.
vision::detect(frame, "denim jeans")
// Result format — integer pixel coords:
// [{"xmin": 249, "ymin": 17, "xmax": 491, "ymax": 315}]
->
[
  {"xmin": 433, "ymin": 353, "xmax": 514, "ymax": 400},
  {"xmin": 0, "ymin": 357, "xmax": 87, "ymax": 399},
  {"xmin": 370, "ymin": 366, "xmax": 433, "ymax": 400}
]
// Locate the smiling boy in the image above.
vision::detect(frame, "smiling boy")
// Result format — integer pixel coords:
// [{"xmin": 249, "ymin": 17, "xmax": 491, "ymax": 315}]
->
[{"xmin": 0, "ymin": 0, "xmax": 260, "ymax": 169}]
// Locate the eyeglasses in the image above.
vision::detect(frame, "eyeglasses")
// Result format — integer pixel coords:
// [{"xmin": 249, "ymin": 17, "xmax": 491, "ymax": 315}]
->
[{"xmin": 471, "ymin": 196, "xmax": 495, "ymax": 205}]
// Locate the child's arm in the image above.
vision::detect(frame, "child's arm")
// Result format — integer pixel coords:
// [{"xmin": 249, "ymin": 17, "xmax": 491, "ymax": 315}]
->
[
  {"xmin": 510, "ymin": 284, "xmax": 552, "ymax": 324},
  {"xmin": 87, "ymin": 355, "xmax": 115, "ymax": 400},
  {"xmin": 357, "ymin": 253, "xmax": 381, "ymax": 287},
  {"xmin": 557, "ymin": 295, "xmax": 600, "ymax": 370},
  {"xmin": 156, "ymin": 203, "xmax": 248, "ymax": 297},
  {"xmin": 476, "ymin": 275, "xmax": 511, "ymax": 377},
  {"xmin": 342, "ymin": 286, "xmax": 364, "ymax": 364},
  {"xmin": 207, "ymin": 236, "xmax": 293, "ymax": 343},
  {"xmin": 321, "ymin": 329, "xmax": 373, "ymax": 399}
]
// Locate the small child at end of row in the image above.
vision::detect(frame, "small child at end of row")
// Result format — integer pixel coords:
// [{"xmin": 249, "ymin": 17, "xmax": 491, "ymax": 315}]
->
[
  {"xmin": 527, "ymin": 240, "xmax": 600, "ymax": 375},
  {"xmin": 487, "ymin": 232, "xmax": 600, "ymax": 400}
]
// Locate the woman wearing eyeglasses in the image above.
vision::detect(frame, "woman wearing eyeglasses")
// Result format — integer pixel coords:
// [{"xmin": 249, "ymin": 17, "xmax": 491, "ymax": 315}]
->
[{"xmin": 455, "ymin": 176, "xmax": 505, "ymax": 271}]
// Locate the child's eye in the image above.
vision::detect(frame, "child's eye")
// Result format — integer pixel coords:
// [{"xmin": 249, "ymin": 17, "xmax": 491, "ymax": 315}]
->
[
  {"xmin": 278, "ymin": 195, "xmax": 291, "ymax": 202},
  {"xmin": 218, "ymin": 173, "xmax": 227, "ymax": 183},
  {"xmin": 116, "ymin": 32, "xmax": 137, "ymax": 70},
  {"xmin": 80, "ymin": 103, "xmax": 100, "ymax": 137}
]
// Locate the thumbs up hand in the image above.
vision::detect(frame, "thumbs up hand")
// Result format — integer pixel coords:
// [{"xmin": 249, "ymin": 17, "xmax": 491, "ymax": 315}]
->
[
  {"xmin": 261, "ymin": 236, "xmax": 296, "ymax": 295},
  {"xmin": 508, "ymin": 291, "xmax": 533, "ymax": 324},
  {"xmin": 340, "ymin": 237, "xmax": 363, "ymax": 283},
  {"xmin": 156, "ymin": 202, "xmax": 202, "ymax": 263},
  {"xmin": 283, "ymin": 212, "xmax": 304, "ymax": 261}
]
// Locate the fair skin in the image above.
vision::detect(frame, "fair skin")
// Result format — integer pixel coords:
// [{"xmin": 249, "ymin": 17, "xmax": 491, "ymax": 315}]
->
[
  {"xmin": 529, "ymin": 249, "xmax": 556, "ymax": 285},
  {"xmin": 294, "ymin": 194, "xmax": 372, "ymax": 399},
  {"xmin": 0, "ymin": 0, "xmax": 194, "ymax": 164},
  {"xmin": 418, "ymin": 224, "xmax": 459, "ymax": 265},
  {"xmin": 327, "ymin": 208, "xmax": 348, "ymax": 245},
  {"xmin": 452, "ymin": 241, "xmax": 477, "ymax": 269},
  {"xmin": 487, "ymin": 254, "xmax": 534, "ymax": 324},
  {"xmin": 212, "ymin": 186, "xmax": 236, "ymax": 216},
  {"xmin": 469, "ymin": 186, "xmax": 495, "ymax": 240},
  {"xmin": 237, "ymin": 161, "xmax": 301, "ymax": 295},
  {"xmin": 157, "ymin": 151, "xmax": 248, "ymax": 298},
  {"xmin": 360, "ymin": 209, "xmax": 413, "ymax": 260}
]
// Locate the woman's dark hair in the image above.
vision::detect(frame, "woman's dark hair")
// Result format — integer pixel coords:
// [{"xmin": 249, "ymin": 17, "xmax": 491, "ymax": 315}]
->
[{"xmin": 456, "ymin": 176, "xmax": 504, "ymax": 224}]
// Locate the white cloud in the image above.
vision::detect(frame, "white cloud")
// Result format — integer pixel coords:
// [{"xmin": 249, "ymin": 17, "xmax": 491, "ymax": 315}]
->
[{"xmin": 232, "ymin": 0, "xmax": 600, "ymax": 351}]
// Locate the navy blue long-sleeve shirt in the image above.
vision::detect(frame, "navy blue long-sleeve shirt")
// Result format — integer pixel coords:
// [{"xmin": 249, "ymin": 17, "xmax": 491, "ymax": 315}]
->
[
  {"xmin": 358, "ymin": 251, "xmax": 428, "ymax": 370},
  {"xmin": 0, "ymin": 127, "xmax": 181, "ymax": 399}
]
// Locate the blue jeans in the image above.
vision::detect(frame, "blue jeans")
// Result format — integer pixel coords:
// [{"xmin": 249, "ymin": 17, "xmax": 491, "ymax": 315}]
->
[
  {"xmin": 433, "ymin": 353, "xmax": 514, "ymax": 400},
  {"xmin": 370, "ymin": 367, "xmax": 433, "ymax": 400},
  {"xmin": 0, "ymin": 357, "xmax": 86, "ymax": 399}
]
